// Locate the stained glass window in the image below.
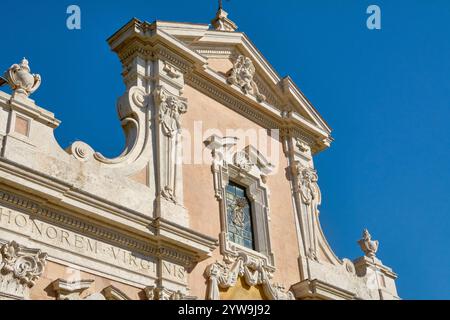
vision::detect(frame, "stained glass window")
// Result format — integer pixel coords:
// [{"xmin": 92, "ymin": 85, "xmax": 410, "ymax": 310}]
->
[{"xmin": 225, "ymin": 182, "xmax": 255, "ymax": 250}]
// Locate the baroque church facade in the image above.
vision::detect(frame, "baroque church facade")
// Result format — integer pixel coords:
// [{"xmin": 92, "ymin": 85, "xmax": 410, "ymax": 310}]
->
[{"xmin": 0, "ymin": 6, "xmax": 399, "ymax": 300}]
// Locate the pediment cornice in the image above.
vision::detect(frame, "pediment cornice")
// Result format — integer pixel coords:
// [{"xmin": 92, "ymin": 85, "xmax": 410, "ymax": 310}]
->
[{"xmin": 107, "ymin": 19, "xmax": 332, "ymax": 153}]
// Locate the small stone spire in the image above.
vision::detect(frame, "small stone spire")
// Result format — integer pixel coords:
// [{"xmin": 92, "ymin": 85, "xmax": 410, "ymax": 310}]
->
[
  {"xmin": 211, "ymin": 0, "xmax": 238, "ymax": 32},
  {"xmin": 358, "ymin": 229, "xmax": 379, "ymax": 258}
]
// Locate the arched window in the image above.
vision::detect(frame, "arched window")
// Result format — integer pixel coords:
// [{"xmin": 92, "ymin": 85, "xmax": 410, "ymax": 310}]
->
[{"xmin": 225, "ymin": 182, "xmax": 254, "ymax": 250}]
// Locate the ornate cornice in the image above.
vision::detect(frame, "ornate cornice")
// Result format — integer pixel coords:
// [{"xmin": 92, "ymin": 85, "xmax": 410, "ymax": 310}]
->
[
  {"xmin": 185, "ymin": 73, "xmax": 280, "ymax": 129},
  {"xmin": 0, "ymin": 187, "xmax": 215, "ymax": 267}
]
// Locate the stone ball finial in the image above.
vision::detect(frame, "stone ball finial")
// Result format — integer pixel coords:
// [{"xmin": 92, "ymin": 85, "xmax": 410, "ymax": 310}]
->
[
  {"xmin": 2, "ymin": 57, "xmax": 41, "ymax": 98},
  {"xmin": 358, "ymin": 229, "xmax": 379, "ymax": 258}
]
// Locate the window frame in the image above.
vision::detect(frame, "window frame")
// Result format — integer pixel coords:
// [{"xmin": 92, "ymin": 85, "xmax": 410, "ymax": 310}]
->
[{"xmin": 216, "ymin": 158, "xmax": 275, "ymax": 269}]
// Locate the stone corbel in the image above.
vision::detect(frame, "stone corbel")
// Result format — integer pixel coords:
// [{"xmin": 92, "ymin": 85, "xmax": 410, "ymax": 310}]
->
[{"xmin": 0, "ymin": 241, "xmax": 48, "ymax": 300}]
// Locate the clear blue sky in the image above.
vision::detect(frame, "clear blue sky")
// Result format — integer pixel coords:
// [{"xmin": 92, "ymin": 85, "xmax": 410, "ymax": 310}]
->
[{"xmin": 1, "ymin": 0, "xmax": 449, "ymax": 300}]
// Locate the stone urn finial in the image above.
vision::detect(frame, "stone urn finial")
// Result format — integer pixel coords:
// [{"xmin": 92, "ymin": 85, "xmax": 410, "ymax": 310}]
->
[
  {"xmin": 358, "ymin": 229, "xmax": 379, "ymax": 258},
  {"xmin": 2, "ymin": 58, "xmax": 41, "ymax": 98}
]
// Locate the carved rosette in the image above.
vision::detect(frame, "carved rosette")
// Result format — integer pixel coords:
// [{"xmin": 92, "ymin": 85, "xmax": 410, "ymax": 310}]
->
[
  {"xmin": 227, "ymin": 55, "xmax": 266, "ymax": 103},
  {"xmin": 2, "ymin": 58, "xmax": 41, "ymax": 98},
  {"xmin": 358, "ymin": 229, "xmax": 379, "ymax": 258},
  {"xmin": 205, "ymin": 254, "xmax": 294, "ymax": 300}
]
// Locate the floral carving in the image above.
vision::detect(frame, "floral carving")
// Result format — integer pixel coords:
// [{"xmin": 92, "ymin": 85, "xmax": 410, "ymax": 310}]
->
[
  {"xmin": 2, "ymin": 58, "xmax": 41, "ymax": 97},
  {"xmin": 358, "ymin": 229, "xmax": 379, "ymax": 258},
  {"xmin": 205, "ymin": 254, "xmax": 294, "ymax": 300},
  {"xmin": 155, "ymin": 86, "xmax": 188, "ymax": 138},
  {"xmin": 296, "ymin": 164, "xmax": 320, "ymax": 206},
  {"xmin": 0, "ymin": 241, "xmax": 47, "ymax": 287},
  {"xmin": 233, "ymin": 150, "xmax": 253, "ymax": 172},
  {"xmin": 227, "ymin": 55, "xmax": 266, "ymax": 103}
]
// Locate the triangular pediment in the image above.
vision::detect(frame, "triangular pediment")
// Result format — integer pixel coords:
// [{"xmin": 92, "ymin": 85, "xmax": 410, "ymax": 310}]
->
[
  {"xmin": 107, "ymin": 18, "xmax": 332, "ymax": 152},
  {"xmin": 153, "ymin": 21, "xmax": 331, "ymax": 136}
]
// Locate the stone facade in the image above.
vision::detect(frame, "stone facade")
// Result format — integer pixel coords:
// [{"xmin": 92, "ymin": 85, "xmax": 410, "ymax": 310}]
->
[{"xmin": 0, "ymin": 7, "xmax": 399, "ymax": 300}]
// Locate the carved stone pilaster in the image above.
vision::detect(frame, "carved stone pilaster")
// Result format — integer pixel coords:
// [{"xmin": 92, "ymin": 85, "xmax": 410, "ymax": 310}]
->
[
  {"xmin": 0, "ymin": 241, "xmax": 48, "ymax": 300},
  {"xmin": 292, "ymin": 162, "xmax": 321, "ymax": 261},
  {"xmin": 153, "ymin": 85, "xmax": 189, "ymax": 226}
]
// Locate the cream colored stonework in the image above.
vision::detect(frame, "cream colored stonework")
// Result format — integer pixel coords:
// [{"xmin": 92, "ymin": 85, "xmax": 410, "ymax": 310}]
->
[{"xmin": 0, "ymin": 7, "xmax": 399, "ymax": 300}]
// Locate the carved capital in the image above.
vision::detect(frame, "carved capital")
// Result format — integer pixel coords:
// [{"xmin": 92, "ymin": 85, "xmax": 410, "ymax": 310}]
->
[
  {"xmin": 0, "ymin": 241, "xmax": 47, "ymax": 288},
  {"xmin": 0, "ymin": 241, "xmax": 47, "ymax": 300}
]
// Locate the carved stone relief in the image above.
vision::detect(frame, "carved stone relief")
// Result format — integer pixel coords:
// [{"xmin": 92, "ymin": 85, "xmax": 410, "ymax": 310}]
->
[
  {"xmin": 227, "ymin": 55, "xmax": 266, "ymax": 103},
  {"xmin": 0, "ymin": 241, "xmax": 47, "ymax": 300},
  {"xmin": 204, "ymin": 253, "xmax": 294, "ymax": 300}
]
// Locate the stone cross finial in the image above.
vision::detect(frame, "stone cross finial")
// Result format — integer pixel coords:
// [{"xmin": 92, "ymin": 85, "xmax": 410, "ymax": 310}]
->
[
  {"xmin": 2, "ymin": 58, "xmax": 41, "ymax": 98},
  {"xmin": 358, "ymin": 229, "xmax": 379, "ymax": 258}
]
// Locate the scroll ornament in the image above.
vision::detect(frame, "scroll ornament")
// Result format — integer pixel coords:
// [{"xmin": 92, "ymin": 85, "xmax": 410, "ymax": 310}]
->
[
  {"xmin": 205, "ymin": 254, "xmax": 294, "ymax": 300},
  {"xmin": 0, "ymin": 241, "xmax": 48, "ymax": 288}
]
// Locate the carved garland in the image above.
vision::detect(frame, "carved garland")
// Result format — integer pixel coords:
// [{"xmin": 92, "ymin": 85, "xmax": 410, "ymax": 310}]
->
[{"xmin": 205, "ymin": 253, "xmax": 294, "ymax": 300}]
